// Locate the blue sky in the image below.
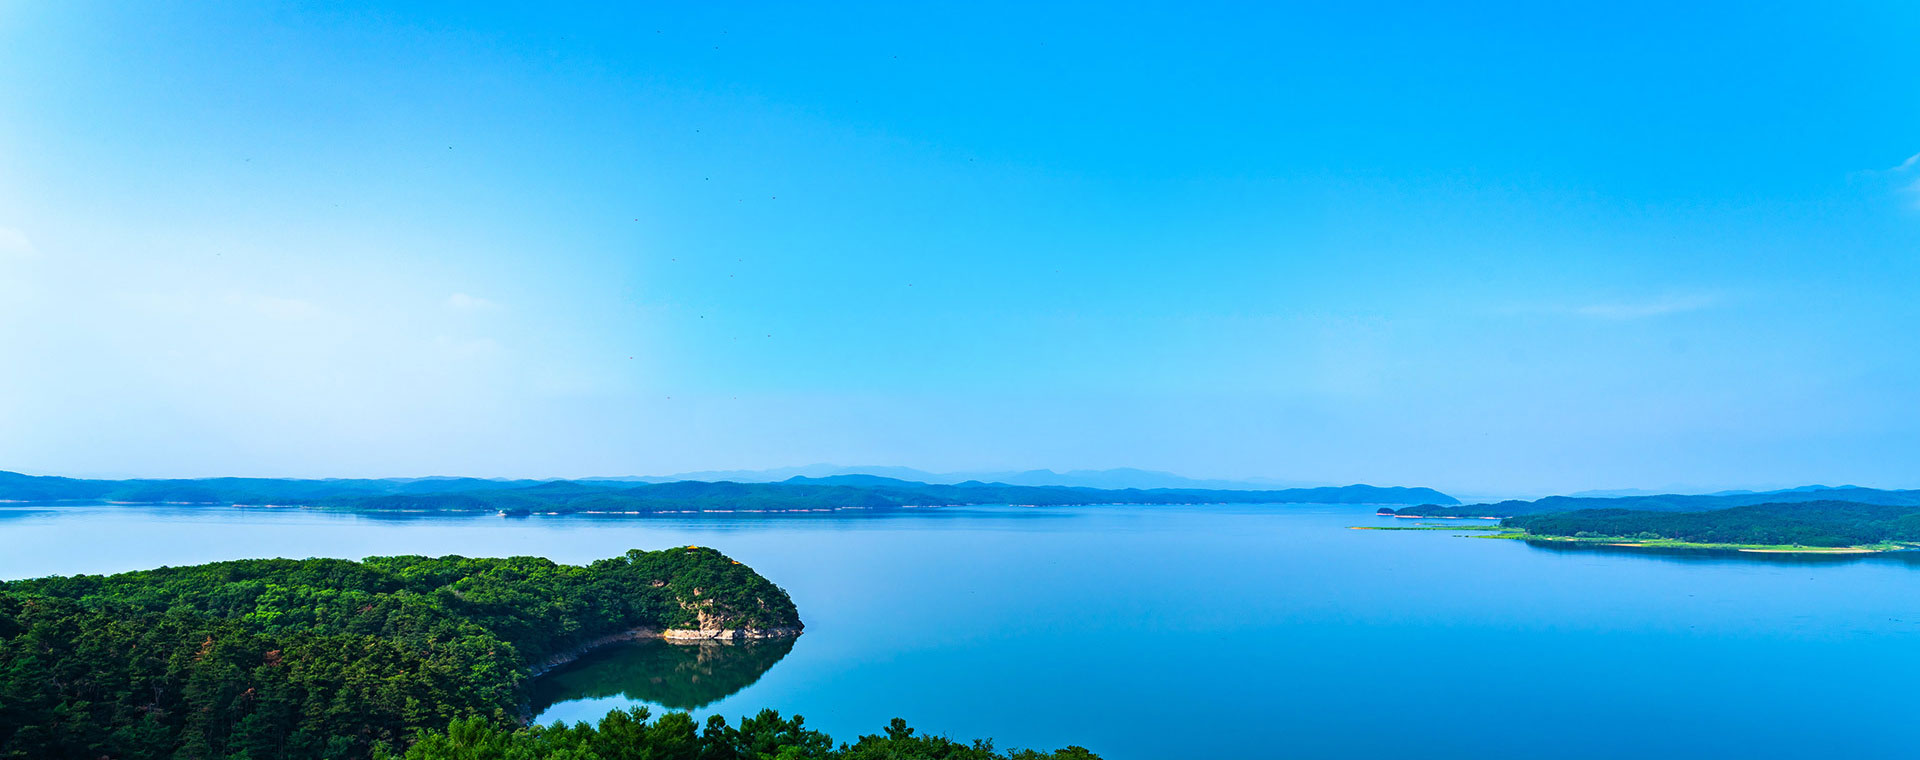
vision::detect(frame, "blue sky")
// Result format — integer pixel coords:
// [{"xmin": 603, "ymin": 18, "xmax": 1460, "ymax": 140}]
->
[{"xmin": 1, "ymin": 1, "xmax": 1916, "ymax": 495}]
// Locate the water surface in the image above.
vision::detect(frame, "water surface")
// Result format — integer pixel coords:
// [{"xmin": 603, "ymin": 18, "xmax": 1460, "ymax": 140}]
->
[
  {"xmin": 531, "ymin": 638, "xmax": 797, "ymax": 714},
  {"xmin": 2, "ymin": 503, "xmax": 1915, "ymax": 759}
]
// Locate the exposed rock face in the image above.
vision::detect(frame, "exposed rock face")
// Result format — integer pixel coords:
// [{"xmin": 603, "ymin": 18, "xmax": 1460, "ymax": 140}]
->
[
  {"xmin": 662, "ymin": 626, "xmax": 804, "ymax": 641},
  {"xmin": 671, "ymin": 586, "xmax": 802, "ymax": 637},
  {"xmin": 527, "ymin": 625, "xmax": 801, "ymax": 677},
  {"xmin": 660, "ymin": 597, "xmax": 804, "ymax": 640}
]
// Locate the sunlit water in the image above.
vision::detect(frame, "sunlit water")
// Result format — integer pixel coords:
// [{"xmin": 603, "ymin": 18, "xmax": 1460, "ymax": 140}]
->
[{"xmin": 3, "ymin": 503, "xmax": 1917, "ymax": 759}]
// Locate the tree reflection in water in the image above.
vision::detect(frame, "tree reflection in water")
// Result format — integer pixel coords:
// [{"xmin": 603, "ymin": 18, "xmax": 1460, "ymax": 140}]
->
[{"xmin": 531, "ymin": 637, "xmax": 798, "ymax": 714}]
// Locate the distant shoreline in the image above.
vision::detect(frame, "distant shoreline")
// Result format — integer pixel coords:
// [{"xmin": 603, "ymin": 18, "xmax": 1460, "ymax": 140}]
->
[
  {"xmin": 0, "ymin": 470, "xmax": 1461, "ymax": 516},
  {"xmin": 1354, "ymin": 521, "xmax": 1918, "ymax": 554},
  {"xmin": 1, "ymin": 499, "xmax": 1436, "ymax": 516}
]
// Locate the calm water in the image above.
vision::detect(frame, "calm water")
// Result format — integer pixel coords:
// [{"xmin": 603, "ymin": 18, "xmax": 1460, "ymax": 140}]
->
[{"xmin": 3, "ymin": 503, "xmax": 1917, "ymax": 759}]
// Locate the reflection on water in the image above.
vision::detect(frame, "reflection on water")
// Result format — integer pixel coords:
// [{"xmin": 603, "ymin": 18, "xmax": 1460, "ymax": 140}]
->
[
  {"xmin": 531, "ymin": 637, "xmax": 798, "ymax": 716},
  {"xmin": 1520, "ymin": 538, "xmax": 1920, "ymax": 567}
]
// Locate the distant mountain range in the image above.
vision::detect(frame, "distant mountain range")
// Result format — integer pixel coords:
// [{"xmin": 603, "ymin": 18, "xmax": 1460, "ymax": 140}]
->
[
  {"xmin": 0, "ymin": 470, "xmax": 1458, "ymax": 512},
  {"xmin": 586, "ymin": 465, "xmax": 1323, "ymax": 491},
  {"xmin": 1565, "ymin": 484, "xmax": 1858, "ymax": 499},
  {"xmin": 1391, "ymin": 485, "xmax": 1920, "ymax": 518}
]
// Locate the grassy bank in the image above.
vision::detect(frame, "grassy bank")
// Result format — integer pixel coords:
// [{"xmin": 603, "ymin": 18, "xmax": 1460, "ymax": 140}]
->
[{"xmin": 1500, "ymin": 533, "xmax": 1913, "ymax": 553}]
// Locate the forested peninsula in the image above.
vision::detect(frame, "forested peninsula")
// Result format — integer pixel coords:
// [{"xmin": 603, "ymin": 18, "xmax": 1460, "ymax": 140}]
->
[
  {"xmin": 0, "ymin": 548, "xmax": 810, "ymax": 759},
  {"xmin": 0, "ymin": 470, "xmax": 1457, "ymax": 513}
]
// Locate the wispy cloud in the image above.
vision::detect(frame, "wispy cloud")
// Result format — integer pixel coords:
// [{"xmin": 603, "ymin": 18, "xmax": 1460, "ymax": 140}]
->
[
  {"xmin": 1897, "ymin": 152, "xmax": 1920, "ymax": 206},
  {"xmin": 1571, "ymin": 293, "xmax": 1719, "ymax": 320},
  {"xmin": 446, "ymin": 293, "xmax": 499, "ymax": 312},
  {"xmin": 1859, "ymin": 152, "xmax": 1920, "ymax": 207},
  {"xmin": 0, "ymin": 227, "xmax": 39, "ymax": 261}
]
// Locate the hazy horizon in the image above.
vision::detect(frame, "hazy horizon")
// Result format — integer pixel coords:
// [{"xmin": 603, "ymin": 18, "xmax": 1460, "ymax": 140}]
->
[
  {"xmin": 0, "ymin": 462, "xmax": 1886, "ymax": 503},
  {"xmin": 3, "ymin": 3, "xmax": 1917, "ymax": 495}
]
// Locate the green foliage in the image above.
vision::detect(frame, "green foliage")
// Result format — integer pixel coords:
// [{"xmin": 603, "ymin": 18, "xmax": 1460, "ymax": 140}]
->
[
  {"xmin": 1503, "ymin": 500, "xmax": 1920, "ymax": 547},
  {"xmin": 0, "ymin": 549, "xmax": 799, "ymax": 760},
  {"xmin": 379, "ymin": 708, "xmax": 1100, "ymax": 760}
]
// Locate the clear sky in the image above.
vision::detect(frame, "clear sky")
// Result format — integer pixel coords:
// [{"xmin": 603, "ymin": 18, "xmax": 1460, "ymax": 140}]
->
[{"xmin": 1, "ymin": 2, "xmax": 1916, "ymax": 495}]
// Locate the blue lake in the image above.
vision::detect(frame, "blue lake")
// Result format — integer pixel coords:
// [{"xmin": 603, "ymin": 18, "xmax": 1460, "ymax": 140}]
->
[{"xmin": 2, "ymin": 503, "xmax": 1916, "ymax": 759}]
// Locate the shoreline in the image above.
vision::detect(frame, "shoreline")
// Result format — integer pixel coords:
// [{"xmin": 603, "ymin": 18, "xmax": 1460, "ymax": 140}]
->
[
  {"xmin": 1354, "ymin": 522, "xmax": 1916, "ymax": 555},
  {"xmin": 519, "ymin": 625, "xmax": 802, "ymax": 723},
  {"xmin": 527, "ymin": 625, "xmax": 804, "ymax": 679},
  {"xmin": 1513, "ymin": 534, "xmax": 1912, "ymax": 554}
]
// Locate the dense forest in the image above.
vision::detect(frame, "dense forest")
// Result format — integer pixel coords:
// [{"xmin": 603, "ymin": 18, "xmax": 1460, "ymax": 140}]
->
[
  {"xmin": 0, "ymin": 549, "xmax": 800, "ymax": 759},
  {"xmin": 385, "ymin": 709, "xmax": 1100, "ymax": 760},
  {"xmin": 1503, "ymin": 500, "xmax": 1920, "ymax": 547},
  {"xmin": 1386, "ymin": 485, "xmax": 1920, "ymax": 518},
  {"xmin": 0, "ymin": 470, "xmax": 1457, "ymax": 512}
]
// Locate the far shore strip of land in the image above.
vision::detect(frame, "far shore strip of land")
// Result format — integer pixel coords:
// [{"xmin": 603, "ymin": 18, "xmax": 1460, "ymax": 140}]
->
[{"xmin": 1351, "ymin": 523, "xmax": 1916, "ymax": 554}]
